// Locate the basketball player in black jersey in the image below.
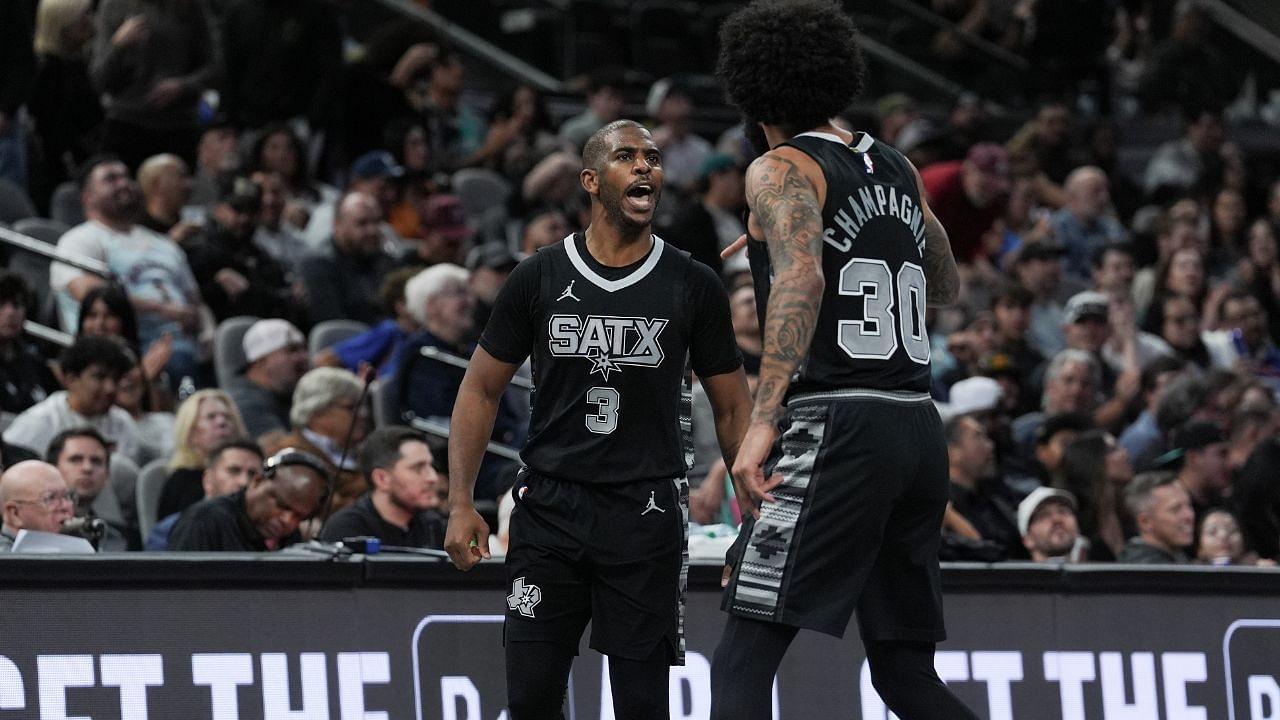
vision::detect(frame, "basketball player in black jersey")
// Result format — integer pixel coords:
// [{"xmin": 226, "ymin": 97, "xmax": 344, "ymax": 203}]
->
[
  {"xmin": 709, "ymin": 2, "xmax": 980, "ymax": 719},
  {"xmin": 445, "ymin": 120, "xmax": 755, "ymax": 719}
]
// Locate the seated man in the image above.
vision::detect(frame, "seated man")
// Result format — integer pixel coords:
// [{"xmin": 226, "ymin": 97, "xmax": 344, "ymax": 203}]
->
[
  {"xmin": 393, "ymin": 264, "xmax": 524, "ymax": 501},
  {"xmin": 168, "ymin": 448, "xmax": 329, "ymax": 551},
  {"xmin": 318, "ymin": 426, "xmax": 444, "ymax": 549},
  {"xmin": 1117, "ymin": 471, "xmax": 1195, "ymax": 564},
  {"xmin": 50, "ymin": 156, "xmax": 208, "ymax": 384},
  {"xmin": 227, "ymin": 318, "xmax": 309, "ymax": 440},
  {"xmin": 261, "ymin": 367, "xmax": 369, "ymax": 517},
  {"xmin": 0, "ymin": 461, "xmax": 74, "ymax": 550},
  {"xmin": 3, "ymin": 336, "xmax": 138, "ymax": 461},
  {"xmin": 947, "ymin": 414, "xmax": 1022, "ymax": 558},
  {"xmin": 146, "ymin": 439, "xmax": 265, "ymax": 551},
  {"xmin": 1017, "ymin": 486, "xmax": 1083, "ymax": 563},
  {"xmin": 47, "ymin": 428, "xmax": 132, "ymax": 551}
]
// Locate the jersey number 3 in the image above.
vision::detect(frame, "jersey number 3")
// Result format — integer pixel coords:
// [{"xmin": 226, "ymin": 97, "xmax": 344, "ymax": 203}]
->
[
  {"xmin": 586, "ymin": 386, "xmax": 619, "ymax": 434},
  {"xmin": 836, "ymin": 258, "xmax": 930, "ymax": 364}
]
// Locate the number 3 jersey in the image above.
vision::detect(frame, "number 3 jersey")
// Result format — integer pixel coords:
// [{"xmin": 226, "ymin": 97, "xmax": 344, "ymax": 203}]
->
[
  {"xmin": 748, "ymin": 131, "xmax": 933, "ymax": 395},
  {"xmin": 480, "ymin": 233, "xmax": 742, "ymax": 484}
]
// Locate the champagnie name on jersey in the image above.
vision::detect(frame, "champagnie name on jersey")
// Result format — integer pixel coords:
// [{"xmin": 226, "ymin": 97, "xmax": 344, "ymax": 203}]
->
[
  {"xmin": 548, "ymin": 314, "xmax": 668, "ymax": 378},
  {"xmin": 824, "ymin": 184, "xmax": 926, "ymax": 256}
]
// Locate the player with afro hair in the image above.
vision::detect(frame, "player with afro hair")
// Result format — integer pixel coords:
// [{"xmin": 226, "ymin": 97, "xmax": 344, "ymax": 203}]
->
[
  {"xmin": 708, "ymin": 2, "xmax": 976, "ymax": 720},
  {"xmin": 715, "ymin": 0, "xmax": 866, "ymax": 135}
]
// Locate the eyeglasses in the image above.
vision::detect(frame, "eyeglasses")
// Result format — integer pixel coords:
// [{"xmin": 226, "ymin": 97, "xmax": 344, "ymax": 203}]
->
[
  {"xmin": 13, "ymin": 490, "xmax": 77, "ymax": 509},
  {"xmin": 1165, "ymin": 314, "xmax": 1198, "ymax": 325}
]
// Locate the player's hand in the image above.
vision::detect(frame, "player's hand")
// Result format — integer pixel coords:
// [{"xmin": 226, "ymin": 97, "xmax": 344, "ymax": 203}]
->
[
  {"xmin": 731, "ymin": 422, "xmax": 783, "ymax": 519},
  {"xmin": 445, "ymin": 504, "xmax": 491, "ymax": 571},
  {"xmin": 720, "ymin": 234, "xmax": 748, "ymax": 260}
]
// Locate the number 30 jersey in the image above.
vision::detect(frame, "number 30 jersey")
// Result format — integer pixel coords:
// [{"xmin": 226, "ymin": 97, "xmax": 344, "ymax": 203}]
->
[
  {"xmin": 480, "ymin": 233, "xmax": 742, "ymax": 485},
  {"xmin": 748, "ymin": 132, "xmax": 933, "ymax": 395}
]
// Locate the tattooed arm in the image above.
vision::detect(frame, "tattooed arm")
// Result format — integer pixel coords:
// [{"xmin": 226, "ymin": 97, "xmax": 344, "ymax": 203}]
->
[
  {"xmin": 728, "ymin": 148, "xmax": 825, "ymax": 517},
  {"xmin": 746, "ymin": 149, "xmax": 827, "ymax": 426},
  {"xmin": 912, "ymin": 163, "xmax": 960, "ymax": 307}
]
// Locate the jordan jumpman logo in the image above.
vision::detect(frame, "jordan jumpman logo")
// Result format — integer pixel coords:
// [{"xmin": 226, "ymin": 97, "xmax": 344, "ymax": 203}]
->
[
  {"xmin": 557, "ymin": 280, "xmax": 581, "ymax": 302},
  {"xmin": 641, "ymin": 491, "xmax": 665, "ymax": 515}
]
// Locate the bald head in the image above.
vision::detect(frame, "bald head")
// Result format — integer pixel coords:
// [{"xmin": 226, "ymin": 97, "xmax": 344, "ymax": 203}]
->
[
  {"xmin": 137, "ymin": 154, "xmax": 191, "ymax": 218},
  {"xmin": 1, "ymin": 461, "xmax": 73, "ymax": 534},
  {"xmin": 333, "ymin": 191, "xmax": 383, "ymax": 256},
  {"xmin": 1064, "ymin": 166, "xmax": 1109, "ymax": 221}
]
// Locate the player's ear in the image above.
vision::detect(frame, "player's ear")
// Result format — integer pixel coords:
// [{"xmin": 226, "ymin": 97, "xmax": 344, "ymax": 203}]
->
[{"xmin": 580, "ymin": 167, "xmax": 598, "ymax": 195}]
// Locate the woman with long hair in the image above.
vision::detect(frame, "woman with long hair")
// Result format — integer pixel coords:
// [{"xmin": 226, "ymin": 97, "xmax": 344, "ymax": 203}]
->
[
  {"xmin": 156, "ymin": 389, "xmax": 248, "ymax": 520},
  {"xmin": 1056, "ymin": 429, "xmax": 1133, "ymax": 560},
  {"xmin": 76, "ymin": 284, "xmax": 173, "ymax": 403}
]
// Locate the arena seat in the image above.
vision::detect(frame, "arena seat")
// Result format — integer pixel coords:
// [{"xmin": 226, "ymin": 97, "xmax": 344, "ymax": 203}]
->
[
  {"xmin": 213, "ymin": 316, "xmax": 259, "ymax": 388},
  {"xmin": 135, "ymin": 458, "xmax": 170, "ymax": 541},
  {"xmin": 49, "ymin": 181, "xmax": 85, "ymax": 227},
  {"xmin": 308, "ymin": 319, "xmax": 369, "ymax": 356},
  {"xmin": 0, "ymin": 179, "xmax": 37, "ymax": 225},
  {"xmin": 12, "ymin": 217, "xmax": 70, "ymax": 245}
]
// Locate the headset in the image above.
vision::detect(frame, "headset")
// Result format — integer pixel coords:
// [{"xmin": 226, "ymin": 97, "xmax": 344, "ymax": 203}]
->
[{"xmin": 264, "ymin": 447, "xmax": 334, "ymax": 514}]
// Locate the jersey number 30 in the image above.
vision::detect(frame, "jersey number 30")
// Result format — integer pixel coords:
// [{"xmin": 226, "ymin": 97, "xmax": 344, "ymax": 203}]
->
[
  {"xmin": 586, "ymin": 387, "xmax": 619, "ymax": 434},
  {"xmin": 836, "ymin": 258, "xmax": 930, "ymax": 364}
]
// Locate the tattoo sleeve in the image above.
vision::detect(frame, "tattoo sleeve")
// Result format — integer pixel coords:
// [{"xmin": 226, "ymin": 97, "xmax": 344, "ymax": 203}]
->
[
  {"xmin": 922, "ymin": 214, "xmax": 960, "ymax": 306},
  {"xmin": 747, "ymin": 153, "xmax": 826, "ymax": 426},
  {"xmin": 912, "ymin": 164, "xmax": 960, "ymax": 307}
]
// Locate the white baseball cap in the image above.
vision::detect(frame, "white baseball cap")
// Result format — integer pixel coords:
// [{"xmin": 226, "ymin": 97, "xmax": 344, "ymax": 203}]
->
[
  {"xmin": 938, "ymin": 376, "xmax": 1002, "ymax": 422},
  {"xmin": 1017, "ymin": 486, "xmax": 1077, "ymax": 537},
  {"xmin": 242, "ymin": 319, "xmax": 305, "ymax": 365}
]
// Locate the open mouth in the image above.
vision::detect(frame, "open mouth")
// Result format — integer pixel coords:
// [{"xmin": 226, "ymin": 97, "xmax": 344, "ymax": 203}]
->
[{"xmin": 623, "ymin": 183, "xmax": 655, "ymax": 213}]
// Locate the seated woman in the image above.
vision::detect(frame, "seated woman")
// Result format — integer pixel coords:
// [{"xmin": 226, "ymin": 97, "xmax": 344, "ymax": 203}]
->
[
  {"xmin": 115, "ymin": 354, "xmax": 176, "ymax": 468},
  {"xmin": 261, "ymin": 367, "xmax": 369, "ymax": 520},
  {"xmin": 77, "ymin": 285, "xmax": 173, "ymax": 402},
  {"xmin": 1196, "ymin": 507, "xmax": 1275, "ymax": 567},
  {"xmin": 1056, "ymin": 430, "xmax": 1135, "ymax": 561},
  {"xmin": 157, "ymin": 389, "xmax": 247, "ymax": 519}
]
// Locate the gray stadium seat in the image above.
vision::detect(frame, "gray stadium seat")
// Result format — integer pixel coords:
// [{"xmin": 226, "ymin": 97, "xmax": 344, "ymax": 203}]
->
[
  {"xmin": 12, "ymin": 217, "xmax": 70, "ymax": 245},
  {"xmin": 371, "ymin": 378, "xmax": 402, "ymax": 428},
  {"xmin": 308, "ymin": 319, "xmax": 369, "ymax": 356},
  {"xmin": 109, "ymin": 452, "xmax": 140, "ymax": 541},
  {"xmin": 0, "ymin": 179, "xmax": 36, "ymax": 224},
  {"xmin": 213, "ymin": 316, "xmax": 259, "ymax": 388},
  {"xmin": 49, "ymin": 181, "xmax": 85, "ymax": 227},
  {"xmin": 135, "ymin": 458, "xmax": 170, "ymax": 541},
  {"xmin": 6, "ymin": 250, "xmax": 54, "ymax": 326},
  {"xmin": 451, "ymin": 168, "xmax": 512, "ymax": 222}
]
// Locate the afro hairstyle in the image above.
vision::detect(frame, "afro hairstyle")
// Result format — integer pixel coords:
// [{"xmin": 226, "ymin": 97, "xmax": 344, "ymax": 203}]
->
[{"xmin": 716, "ymin": 0, "xmax": 866, "ymax": 136}]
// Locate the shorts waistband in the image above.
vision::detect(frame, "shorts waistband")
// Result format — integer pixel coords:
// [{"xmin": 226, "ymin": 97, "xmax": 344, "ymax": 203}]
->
[{"xmin": 786, "ymin": 388, "xmax": 934, "ymax": 407}]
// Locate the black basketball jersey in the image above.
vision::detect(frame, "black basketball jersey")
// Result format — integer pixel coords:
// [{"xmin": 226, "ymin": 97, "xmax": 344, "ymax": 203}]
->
[
  {"xmin": 480, "ymin": 233, "xmax": 742, "ymax": 485},
  {"xmin": 748, "ymin": 131, "xmax": 932, "ymax": 394}
]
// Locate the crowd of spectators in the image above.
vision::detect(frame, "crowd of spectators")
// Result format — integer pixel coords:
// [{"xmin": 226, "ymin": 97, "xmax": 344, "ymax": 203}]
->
[{"xmin": 0, "ymin": 0, "xmax": 1276, "ymax": 565}]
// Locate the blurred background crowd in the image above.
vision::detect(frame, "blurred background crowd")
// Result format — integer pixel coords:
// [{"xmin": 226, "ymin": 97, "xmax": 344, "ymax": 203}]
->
[{"xmin": 0, "ymin": 0, "xmax": 1278, "ymax": 565}]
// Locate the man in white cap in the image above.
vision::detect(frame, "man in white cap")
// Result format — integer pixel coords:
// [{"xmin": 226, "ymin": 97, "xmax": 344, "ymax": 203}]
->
[
  {"xmin": 226, "ymin": 319, "xmax": 309, "ymax": 439},
  {"xmin": 1018, "ymin": 486, "xmax": 1082, "ymax": 562},
  {"xmin": 939, "ymin": 375, "xmax": 1003, "ymax": 423}
]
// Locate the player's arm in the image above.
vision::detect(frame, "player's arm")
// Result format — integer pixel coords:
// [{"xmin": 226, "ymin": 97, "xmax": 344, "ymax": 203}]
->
[
  {"xmin": 445, "ymin": 346, "xmax": 520, "ymax": 570},
  {"xmin": 911, "ymin": 162, "xmax": 960, "ymax": 307},
  {"xmin": 701, "ymin": 368, "xmax": 777, "ymax": 516},
  {"xmin": 732, "ymin": 148, "xmax": 826, "ymax": 499},
  {"xmin": 702, "ymin": 369, "xmax": 751, "ymax": 471},
  {"xmin": 745, "ymin": 148, "xmax": 825, "ymax": 427}
]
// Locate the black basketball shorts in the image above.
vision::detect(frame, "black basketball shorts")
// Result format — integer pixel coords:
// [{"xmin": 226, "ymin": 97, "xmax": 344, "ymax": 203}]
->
[
  {"xmin": 722, "ymin": 389, "xmax": 949, "ymax": 642},
  {"xmin": 504, "ymin": 470, "xmax": 689, "ymax": 664}
]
